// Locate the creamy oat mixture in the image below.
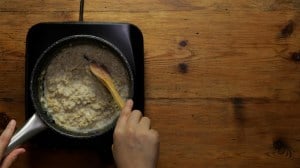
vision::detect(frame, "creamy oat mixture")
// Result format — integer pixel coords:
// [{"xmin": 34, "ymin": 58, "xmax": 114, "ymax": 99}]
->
[{"xmin": 40, "ymin": 40, "xmax": 130, "ymax": 133}]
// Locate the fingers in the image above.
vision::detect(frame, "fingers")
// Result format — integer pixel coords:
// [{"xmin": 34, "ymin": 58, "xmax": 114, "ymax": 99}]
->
[
  {"xmin": 127, "ymin": 110, "xmax": 142, "ymax": 127},
  {"xmin": 149, "ymin": 129, "xmax": 159, "ymax": 141},
  {"xmin": 139, "ymin": 117, "xmax": 151, "ymax": 130},
  {"xmin": 115, "ymin": 99, "xmax": 133, "ymax": 131},
  {"xmin": 115, "ymin": 99, "xmax": 154, "ymax": 132},
  {"xmin": 1, "ymin": 148, "xmax": 25, "ymax": 168},
  {"xmin": 0, "ymin": 120, "xmax": 16, "ymax": 158},
  {"xmin": 121, "ymin": 99, "xmax": 133, "ymax": 117},
  {"xmin": 0, "ymin": 121, "xmax": 26, "ymax": 168}
]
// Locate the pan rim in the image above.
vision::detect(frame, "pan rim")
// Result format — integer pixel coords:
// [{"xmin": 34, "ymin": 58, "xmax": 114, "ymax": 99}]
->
[{"xmin": 30, "ymin": 34, "xmax": 134, "ymax": 138}]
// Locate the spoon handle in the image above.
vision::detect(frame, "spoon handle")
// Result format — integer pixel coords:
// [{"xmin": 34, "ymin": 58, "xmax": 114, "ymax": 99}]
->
[{"xmin": 89, "ymin": 63, "xmax": 125, "ymax": 108}]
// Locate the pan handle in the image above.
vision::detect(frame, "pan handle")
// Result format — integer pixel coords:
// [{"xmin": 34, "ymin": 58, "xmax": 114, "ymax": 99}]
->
[{"xmin": 5, "ymin": 113, "xmax": 47, "ymax": 155}]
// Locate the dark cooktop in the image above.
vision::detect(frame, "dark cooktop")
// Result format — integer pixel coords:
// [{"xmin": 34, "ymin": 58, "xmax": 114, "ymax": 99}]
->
[{"xmin": 25, "ymin": 22, "xmax": 144, "ymax": 150}]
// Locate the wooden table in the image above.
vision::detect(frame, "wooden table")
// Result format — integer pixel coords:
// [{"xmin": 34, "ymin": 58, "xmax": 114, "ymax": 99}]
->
[{"xmin": 1, "ymin": 0, "xmax": 300, "ymax": 167}]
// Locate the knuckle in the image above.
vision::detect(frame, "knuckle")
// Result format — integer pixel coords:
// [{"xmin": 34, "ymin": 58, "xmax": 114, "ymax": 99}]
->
[
  {"xmin": 142, "ymin": 117, "xmax": 150, "ymax": 122},
  {"xmin": 141, "ymin": 132, "xmax": 150, "ymax": 140},
  {"xmin": 144, "ymin": 116, "xmax": 150, "ymax": 120},
  {"xmin": 137, "ymin": 129, "xmax": 159, "ymax": 142},
  {"xmin": 121, "ymin": 110, "xmax": 130, "ymax": 117},
  {"xmin": 0, "ymin": 134, "xmax": 10, "ymax": 142},
  {"xmin": 132, "ymin": 110, "xmax": 142, "ymax": 116},
  {"xmin": 113, "ymin": 129, "xmax": 123, "ymax": 139},
  {"xmin": 149, "ymin": 130, "xmax": 160, "ymax": 142},
  {"xmin": 119, "ymin": 115, "xmax": 128, "ymax": 122},
  {"xmin": 0, "ymin": 134, "xmax": 10, "ymax": 144},
  {"xmin": 127, "ymin": 127, "xmax": 136, "ymax": 135}
]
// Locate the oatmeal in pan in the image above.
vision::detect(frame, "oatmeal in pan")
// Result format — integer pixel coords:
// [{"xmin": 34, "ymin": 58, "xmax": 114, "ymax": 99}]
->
[{"xmin": 40, "ymin": 40, "xmax": 130, "ymax": 133}]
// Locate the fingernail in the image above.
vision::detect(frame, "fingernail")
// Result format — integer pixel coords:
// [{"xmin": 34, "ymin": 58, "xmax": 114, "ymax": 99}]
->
[
  {"xmin": 128, "ymin": 99, "xmax": 133, "ymax": 106},
  {"xmin": 8, "ymin": 120, "xmax": 16, "ymax": 127},
  {"xmin": 21, "ymin": 148, "xmax": 26, "ymax": 153}
]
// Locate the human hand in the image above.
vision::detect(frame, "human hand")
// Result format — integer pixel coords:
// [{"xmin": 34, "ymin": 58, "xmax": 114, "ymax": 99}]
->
[
  {"xmin": 112, "ymin": 100, "xmax": 159, "ymax": 168},
  {"xmin": 0, "ymin": 120, "xmax": 25, "ymax": 168}
]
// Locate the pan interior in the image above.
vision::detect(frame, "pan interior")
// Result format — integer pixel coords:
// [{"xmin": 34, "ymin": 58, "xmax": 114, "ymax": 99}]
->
[{"xmin": 34, "ymin": 36, "xmax": 132, "ymax": 137}]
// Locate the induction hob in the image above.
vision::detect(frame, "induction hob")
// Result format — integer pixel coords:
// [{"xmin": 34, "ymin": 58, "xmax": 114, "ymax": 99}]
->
[{"xmin": 25, "ymin": 22, "xmax": 144, "ymax": 149}]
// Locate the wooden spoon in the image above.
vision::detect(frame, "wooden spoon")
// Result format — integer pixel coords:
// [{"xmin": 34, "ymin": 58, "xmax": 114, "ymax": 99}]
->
[{"xmin": 89, "ymin": 63, "xmax": 125, "ymax": 108}]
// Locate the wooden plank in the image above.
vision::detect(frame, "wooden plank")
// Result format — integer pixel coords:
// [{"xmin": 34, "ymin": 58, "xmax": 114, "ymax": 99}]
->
[
  {"xmin": 2, "ymin": 10, "xmax": 300, "ymax": 100},
  {"xmin": 0, "ymin": 0, "xmax": 299, "ymax": 12},
  {"xmin": 146, "ymin": 99, "xmax": 300, "ymax": 167}
]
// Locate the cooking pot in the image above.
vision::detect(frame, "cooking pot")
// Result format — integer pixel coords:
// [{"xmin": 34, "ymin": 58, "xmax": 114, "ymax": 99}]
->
[{"xmin": 5, "ymin": 32, "xmax": 134, "ymax": 154}]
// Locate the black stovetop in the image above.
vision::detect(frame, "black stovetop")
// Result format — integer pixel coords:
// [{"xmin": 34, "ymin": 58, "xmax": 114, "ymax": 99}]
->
[{"xmin": 25, "ymin": 22, "xmax": 144, "ymax": 149}]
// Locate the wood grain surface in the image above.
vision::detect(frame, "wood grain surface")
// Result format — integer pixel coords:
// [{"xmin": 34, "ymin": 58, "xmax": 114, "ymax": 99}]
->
[{"xmin": 1, "ymin": 0, "xmax": 300, "ymax": 167}]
